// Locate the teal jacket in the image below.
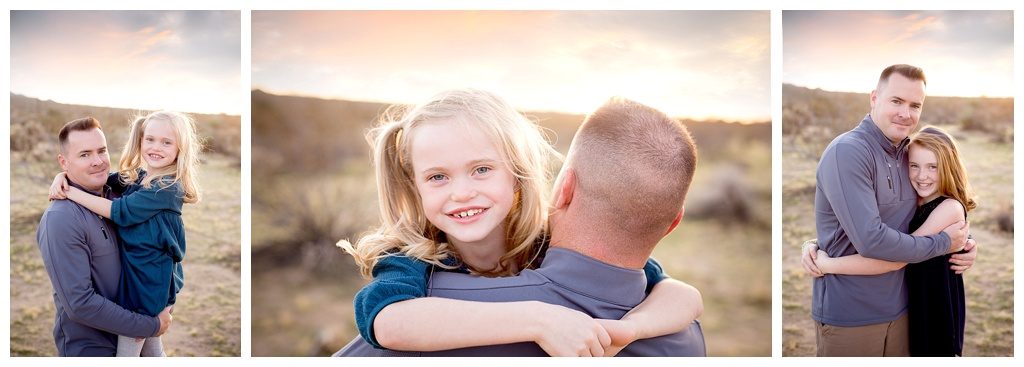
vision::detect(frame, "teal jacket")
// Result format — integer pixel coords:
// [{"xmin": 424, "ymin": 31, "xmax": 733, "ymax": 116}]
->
[{"xmin": 109, "ymin": 171, "xmax": 186, "ymax": 317}]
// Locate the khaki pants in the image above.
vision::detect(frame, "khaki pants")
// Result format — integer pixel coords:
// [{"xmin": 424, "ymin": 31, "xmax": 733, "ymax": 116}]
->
[{"xmin": 815, "ymin": 312, "xmax": 909, "ymax": 357}]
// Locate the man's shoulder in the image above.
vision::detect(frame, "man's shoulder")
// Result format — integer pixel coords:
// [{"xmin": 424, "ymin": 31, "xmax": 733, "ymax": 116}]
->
[
  {"xmin": 429, "ymin": 268, "xmax": 548, "ymax": 291},
  {"xmin": 828, "ymin": 127, "xmax": 871, "ymax": 148},
  {"xmin": 40, "ymin": 200, "xmax": 88, "ymax": 226},
  {"xmin": 821, "ymin": 129, "xmax": 874, "ymax": 161}
]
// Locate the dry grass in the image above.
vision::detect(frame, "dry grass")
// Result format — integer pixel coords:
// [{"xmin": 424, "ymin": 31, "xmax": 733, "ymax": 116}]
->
[{"xmin": 781, "ymin": 124, "xmax": 1014, "ymax": 356}]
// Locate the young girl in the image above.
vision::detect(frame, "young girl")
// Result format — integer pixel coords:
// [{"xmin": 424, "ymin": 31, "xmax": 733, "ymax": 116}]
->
[
  {"xmin": 50, "ymin": 111, "xmax": 202, "ymax": 356},
  {"xmin": 339, "ymin": 89, "xmax": 702, "ymax": 356},
  {"xmin": 809, "ymin": 126, "xmax": 974, "ymax": 356}
]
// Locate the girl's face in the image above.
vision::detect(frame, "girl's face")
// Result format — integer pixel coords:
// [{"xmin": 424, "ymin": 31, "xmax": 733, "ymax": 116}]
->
[
  {"xmin": 908, "ymin": 144, "xmax": 941, "ymax": 203},
  {"xmin": 409, "ymin": 118, "xmax": 516, "ymax": 254},
  {"xmin": 141, "ymin": 118, "xmax": 180, "ymax": 170}
]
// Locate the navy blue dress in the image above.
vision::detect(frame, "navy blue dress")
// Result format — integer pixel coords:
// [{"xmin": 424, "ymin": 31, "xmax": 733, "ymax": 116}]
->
[{"xmin": 905, "ymin": 196, "xmax": 966, "ymax": 356}]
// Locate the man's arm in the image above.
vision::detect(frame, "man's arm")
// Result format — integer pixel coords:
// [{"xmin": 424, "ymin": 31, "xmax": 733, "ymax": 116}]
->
[
  {"xmin": 819, "ymin": 142, "xmax": 953, "ymax": 262},
  {"xmin": 37, "ymin": 209, "xmax": 161, "ymax": 337}
]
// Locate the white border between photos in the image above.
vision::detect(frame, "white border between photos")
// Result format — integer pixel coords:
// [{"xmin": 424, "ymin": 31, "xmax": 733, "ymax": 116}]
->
[{"xmin": 2, "ymin": 0, "xmax": 1021, "ymax": 366}]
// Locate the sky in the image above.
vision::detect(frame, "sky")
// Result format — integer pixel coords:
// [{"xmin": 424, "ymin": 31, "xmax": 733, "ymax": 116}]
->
[
  {"xmin": 10, "ymin": 11, "xmax": 241, "ymax": 115},
  {"xmin": 252, "ymin": 11, "xmax": 770, "ymax": 122},
  {"xmin": 783, "ymin": 11, "xmax": 1013, "ymax": 98}
]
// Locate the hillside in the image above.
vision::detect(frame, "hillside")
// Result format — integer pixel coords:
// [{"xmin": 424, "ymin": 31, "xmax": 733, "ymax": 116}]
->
[{"xmin": 10, "ymin": 93, "xmax": 241, "ymax": 163}]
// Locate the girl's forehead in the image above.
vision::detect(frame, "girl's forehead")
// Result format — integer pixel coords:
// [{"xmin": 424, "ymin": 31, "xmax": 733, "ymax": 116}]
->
[
  {"xmin": 144, "ymin": 118, "xmax": 176, "ymax": 134},
  {"xmin": 909, "ymin": 144, "xmax": 937, "ymax": 159}
]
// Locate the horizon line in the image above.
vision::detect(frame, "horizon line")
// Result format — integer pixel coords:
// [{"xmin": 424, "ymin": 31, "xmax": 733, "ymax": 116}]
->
[
  {"xmin": 251, "ymin": 87, "xmax": 771, "ymax": 125},
  {"xmin": 10, "ymin": 92, "xmax": 241, "ymax": 117},
  {"xmin": 782, "ymin": 82, "xmax": 1014, "ymax": 100}
]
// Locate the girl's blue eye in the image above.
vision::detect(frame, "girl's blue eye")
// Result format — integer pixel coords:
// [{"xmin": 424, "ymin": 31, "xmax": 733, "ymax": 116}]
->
[
  {"xmin": 475, "ymin": 167, "xmax": 492, "ymax": 175},
  {"xmin": 428, "ymin": 174, "xmax": 446, "ymax": 181}
]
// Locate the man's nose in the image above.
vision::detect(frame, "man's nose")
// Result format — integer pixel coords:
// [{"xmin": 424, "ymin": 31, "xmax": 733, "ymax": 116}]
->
[{"xmin": 897, "ymin": 104, "xmax": 911, "ymax": 119}]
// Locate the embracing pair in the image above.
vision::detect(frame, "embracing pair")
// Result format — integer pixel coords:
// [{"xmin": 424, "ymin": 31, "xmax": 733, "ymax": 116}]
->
[
  {"xmin": 336, "ymin": 90, "xmax": 706, "ymax": 356},
  {"xmin": 801, "ymin": 64, "xmax": 979, "ymax": 357}
]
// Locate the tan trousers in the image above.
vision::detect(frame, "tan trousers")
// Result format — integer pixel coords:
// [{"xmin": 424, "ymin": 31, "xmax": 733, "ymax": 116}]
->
[{"xmin": 815, "ymin": 312, "xmax": 910, "ymax": 357}]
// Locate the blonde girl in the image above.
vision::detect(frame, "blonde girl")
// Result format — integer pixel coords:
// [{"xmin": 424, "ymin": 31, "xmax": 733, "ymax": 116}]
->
[
  {"xmin": 340, "ymin": 89, "xmax": 702, "ymax": 356},
  {"xmin": 51, "ymin": 111, "xmax": 201, "ymax": 356},
  {"xmin": 809, "ymin": 126, "xmax": 974, "ymax": 356}
]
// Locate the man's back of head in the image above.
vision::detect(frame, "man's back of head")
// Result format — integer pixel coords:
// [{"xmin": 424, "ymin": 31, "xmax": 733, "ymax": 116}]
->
[{"xmin": 559, "ymin": 97, "xmax": 698, "ymax": 260}]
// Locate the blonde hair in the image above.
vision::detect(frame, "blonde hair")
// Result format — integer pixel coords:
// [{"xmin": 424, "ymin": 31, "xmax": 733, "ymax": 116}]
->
[
  {"xmin": 910, "ymin": 126, "xmax": 976, "ymax": 212},
  {"xmin": 339, "ymin": 89, "xmax": 561, "ymax": 278},
  {"xmin": 119, "ymin": 111, "xmax": 202, "ymax": 204}
]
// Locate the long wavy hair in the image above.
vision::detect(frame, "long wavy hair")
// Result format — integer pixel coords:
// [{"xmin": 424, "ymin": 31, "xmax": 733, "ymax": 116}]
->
[
  {"xmin": 118, "ymin": 111, "xmax": 202, "ymax": 204},
  {"xmin": 339, "ymin": 89, "xmax": 561, "ymax": 278},
  {"xmin": 910, "ymin": 126, "xmax": 976, "ymax": 212}
]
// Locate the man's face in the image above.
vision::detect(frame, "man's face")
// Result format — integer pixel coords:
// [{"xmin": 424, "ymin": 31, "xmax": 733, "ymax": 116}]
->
[
  {"xmin": 870, "ymin": 73, "xmax": 926, "ymax": 143},
  {"xmin": 58, "ymin": 128, "xmax": 110, "ymax": 192}
]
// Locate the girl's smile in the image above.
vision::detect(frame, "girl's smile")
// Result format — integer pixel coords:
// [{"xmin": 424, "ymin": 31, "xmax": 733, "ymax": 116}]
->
[
  {"xmin": 908, "ymin": 144, "xmax": 941, "ymax": 203},
  {"xmin": 409, "ymin": 117, "xmax": 516, "ymax": 267},
  {"xmin": 141, "ymin": 118, "xmax": 180, "ymax": 170}
]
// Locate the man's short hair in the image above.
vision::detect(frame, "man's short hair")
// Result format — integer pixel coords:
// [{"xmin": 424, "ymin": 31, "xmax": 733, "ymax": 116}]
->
[
  {"xmin": 878, "ymin": 64, "xmax": 927, "ymax": 89},
  {"xmin": 567, "ymin": 98, "xmax": 698, "ymax": 237},
  {"xmin": 58, "ymin": 117, "xmax": 102, "ymax": 153}
]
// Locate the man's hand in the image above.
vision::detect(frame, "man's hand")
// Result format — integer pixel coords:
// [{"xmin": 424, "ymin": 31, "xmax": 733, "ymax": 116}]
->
[
  {"xmin": 595, "ymin": 319, "xmax": 638, "ymax": 357},
  {"xmin": 950, "ymin": 238, "xmax": 978, "ymax": 274},
  {"xmin": 801, "ymin": 239, "xmax": 824, "ymax": 277},
  {"xmin": 941, "ymin": 220, "xmax": 969, "ymax": 253},
  {"xmin": 155, "ymin": 306, "xmax": 173, "ymax": 336}
]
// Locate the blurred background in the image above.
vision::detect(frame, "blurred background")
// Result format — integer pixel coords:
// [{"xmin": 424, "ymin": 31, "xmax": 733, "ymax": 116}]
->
[
  {"xmin": 9, "ymin": 11, "xmax": 242, "ymax": 356},
  {"xmin": 251, "ymin": 10, "xmax": 771, "ymax": 356},
  {"xmin": 781, "ymin": 10, "xmax": 1014, "ymax": 356}
]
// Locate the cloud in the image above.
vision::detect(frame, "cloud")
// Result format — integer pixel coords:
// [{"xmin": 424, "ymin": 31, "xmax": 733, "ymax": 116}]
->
[
  {"xmin": 782, "ymin": 10, "xmax": 1012, "ymax": 97},
  {"xmin": 252, "ymin": 11, "xmax": 769, "ymax": 121},
  {"xmin": 10, "ymin": 11, "xmax": 241, "ymax": 114}
]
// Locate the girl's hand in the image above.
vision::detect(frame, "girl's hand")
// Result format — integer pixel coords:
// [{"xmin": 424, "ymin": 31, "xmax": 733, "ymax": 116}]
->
[
  {"xmin": 800, "ymin": 239, "xmax": 823, "ymax": 277},
  {"xmin": 595, "ymin": 319, "xmax": 638, "ymax": 356},
  {"xmin": 533, "ymin": 303, "xmax": 611, "ymax": 356},
  {"xmin": 815, "ymin": 250, "xmax": 834, "ymax": 275},
  {"xmin": 48, "ymin": 172, "xmax": 69, "ymax": 200}
]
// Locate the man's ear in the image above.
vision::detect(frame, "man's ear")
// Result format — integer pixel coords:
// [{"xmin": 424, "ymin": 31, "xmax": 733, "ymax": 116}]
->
[
  {"xmin": 553, "ymin": 168, "xmax": 576, "ymax": 210},
  {"xmin": 57, "ymin": 153, "xmax": 68, "ymax": 172},
  {"xmin": 869, "ymin": 90, "xmax": 878, "ymax": 109},
  {"xmin": 665, "ymin": 206, "xmax": 685, "ymax": 236}
]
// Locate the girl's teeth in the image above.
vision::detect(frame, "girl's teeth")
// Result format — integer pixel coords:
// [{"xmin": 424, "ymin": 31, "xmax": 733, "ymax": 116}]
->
[{"xmin": 455, "ymin": 209, "xmax": 483, "ymax": 218}]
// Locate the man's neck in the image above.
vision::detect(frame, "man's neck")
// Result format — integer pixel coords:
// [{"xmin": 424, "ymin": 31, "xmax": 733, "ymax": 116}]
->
[
  {"xmin": 67, "ymin": 179, "xmax": 104, "ymax": 196},
  {"xmin": 549, "ymin": 216, "xmax": 651, "ymax": 269}
]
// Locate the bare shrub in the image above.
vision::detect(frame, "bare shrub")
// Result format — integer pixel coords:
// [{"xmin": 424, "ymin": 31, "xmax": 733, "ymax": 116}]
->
[
  {"xmin": 996, "ymin": 204, "xmax": 1013, "ymax": 233},
  {"xmin": 686, "ymin": 164, "xmax": 756, "ymax": 225}
]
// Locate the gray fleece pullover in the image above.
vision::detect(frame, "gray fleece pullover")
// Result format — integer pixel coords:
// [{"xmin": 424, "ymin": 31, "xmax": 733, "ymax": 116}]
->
[{"xmin": 812, "ymin": 115, "xmax": 951, "ymax": 326}]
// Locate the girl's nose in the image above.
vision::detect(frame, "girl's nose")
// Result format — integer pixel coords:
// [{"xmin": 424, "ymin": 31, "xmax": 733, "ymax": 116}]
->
[{"xmin": 450, "ymin": 182, "xmax": 478, "ymax": 202}]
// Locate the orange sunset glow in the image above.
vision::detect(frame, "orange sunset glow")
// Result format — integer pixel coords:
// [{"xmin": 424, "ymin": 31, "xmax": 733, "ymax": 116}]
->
[
  {"xmin": 784, "ymin": 11, "xmax": 1013, "ymax": 97},
  {"xmin": 253, "ymin": 11, "xmax": 769, "ymax": 122},
  {"xmin": 11, "ymin": 11, "xmax": 241, "ymax": 115}
]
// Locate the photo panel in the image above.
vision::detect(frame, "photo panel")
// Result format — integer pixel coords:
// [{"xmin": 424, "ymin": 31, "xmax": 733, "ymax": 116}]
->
[
  {"xmin": 781, "ymin": 10, "xmax": 1013, "ymax": 357},
  {"xmin": 251, "ymin": 10, "xmax": 771, "ymax": 357},
  {"xmin": 9, "ymin": 10, "xmax": 243, "ymax": 357}
]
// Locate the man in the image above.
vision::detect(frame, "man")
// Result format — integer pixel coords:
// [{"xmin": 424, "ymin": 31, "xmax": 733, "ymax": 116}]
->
[
  {"xmin": 801, "ymin": 64, "xmax": 977, "ymax": 356},
  {"xmin": 337, "ymin": 98, "xmax": 705, "ymax": 356},
  {"xmin": 37, "ymin": 117, "xmax": 172, "ymax": 356}
]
